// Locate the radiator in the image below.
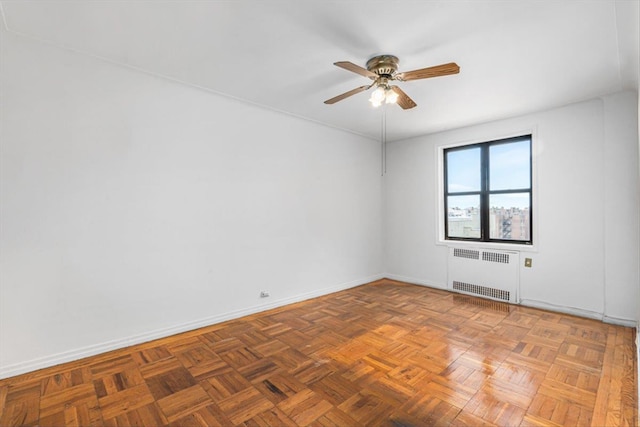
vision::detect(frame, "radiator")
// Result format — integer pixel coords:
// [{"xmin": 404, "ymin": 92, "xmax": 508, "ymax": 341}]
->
[{"xmin": 447, "ymin": 247, "xmax": 519, "ymax": 304}]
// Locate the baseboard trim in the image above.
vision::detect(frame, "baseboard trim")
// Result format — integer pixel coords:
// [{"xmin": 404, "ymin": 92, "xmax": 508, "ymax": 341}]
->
[
  {"xmin": 520, "ymin": 298, "xmax": 603, "ymax": 321},
  {"xmin": 383, "ymin": 273, "xmax": 446, "ymax": 290},
  {"xmin": 602, "ymin": 315, "xmax": 637, "ymax": 328},
  {"xmin": 520, "ymin": 299, "xmax": 635, "ymax": 327},
  {"xmin": 0, "ymin": 273, "xmax": 384, "ymax": 380}
]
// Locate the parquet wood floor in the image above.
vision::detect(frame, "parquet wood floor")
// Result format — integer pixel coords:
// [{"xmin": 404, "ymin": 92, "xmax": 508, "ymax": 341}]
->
[{"xmin": 0, "ymin": 279, "xmax": 636, "ymax": 426}]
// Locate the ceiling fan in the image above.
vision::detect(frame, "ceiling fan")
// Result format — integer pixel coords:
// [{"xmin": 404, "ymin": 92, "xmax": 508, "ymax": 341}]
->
[{"xmin": 324, "ymin": 55, "xmax": 459, "ymax": 109}]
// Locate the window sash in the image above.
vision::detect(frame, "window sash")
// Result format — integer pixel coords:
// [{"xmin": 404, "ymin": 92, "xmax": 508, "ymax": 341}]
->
[{"xmin": 444, "ymin": 135, "xmax": 532, "ymax": 244}]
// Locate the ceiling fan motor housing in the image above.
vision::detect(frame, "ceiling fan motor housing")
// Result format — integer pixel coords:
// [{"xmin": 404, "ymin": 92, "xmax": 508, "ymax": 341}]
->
[{"xmin": 366, "ymin": 55, "xmax": 399, "ymax": 77}]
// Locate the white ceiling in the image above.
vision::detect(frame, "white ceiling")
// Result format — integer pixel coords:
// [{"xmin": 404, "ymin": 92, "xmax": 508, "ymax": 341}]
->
[{"xmin": 1, "ymin": 1, "xmax": 638, "ymax": 141}]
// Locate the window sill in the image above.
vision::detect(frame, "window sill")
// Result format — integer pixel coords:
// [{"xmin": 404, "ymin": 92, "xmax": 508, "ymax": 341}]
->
[{"xmin": 436, "ymin": 239, "xmax": 538, "ymax": 253}]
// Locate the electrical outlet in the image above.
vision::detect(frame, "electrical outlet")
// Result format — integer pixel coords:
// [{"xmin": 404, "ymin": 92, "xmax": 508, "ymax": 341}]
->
[
  {"xmin": 260, "ymin": 291, "xmax": 270, "ymax": 298},
  {"xmin": 524, "ymin": 258, "xmax": 532, "ymax": 268}
]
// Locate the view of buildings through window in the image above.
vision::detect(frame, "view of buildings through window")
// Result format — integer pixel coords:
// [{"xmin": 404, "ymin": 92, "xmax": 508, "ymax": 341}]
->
[
  {"xmin": 448, "ymin": 205, "xmax": 531, "ymax": 240},
  {"xmin": 444, "ymin": 136, "xmax": 532, "ymax": 243}
]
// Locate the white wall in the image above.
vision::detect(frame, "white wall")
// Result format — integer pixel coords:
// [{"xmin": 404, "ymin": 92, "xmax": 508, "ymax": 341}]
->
[
  {"xmin": 0, "ymin": 30, "xmax": 383, "ymax": 378},
  {"xmin": 603, "ymin": 92, "xmax": 640, "ymax": 322},
  {"xmin": 385, "ymin": 92, "xmax": 639, "ymax": 324}
]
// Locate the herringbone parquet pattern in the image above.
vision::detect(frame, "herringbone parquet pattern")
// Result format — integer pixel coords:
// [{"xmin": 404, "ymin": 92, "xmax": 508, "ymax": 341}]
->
[{"xmin": 0, "ymin": 279, "xmax": 636, "ymax": 426}]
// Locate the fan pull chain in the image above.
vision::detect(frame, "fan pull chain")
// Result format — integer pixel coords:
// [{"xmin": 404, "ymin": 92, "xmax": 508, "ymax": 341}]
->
[
  {"xmin": 381, "ymin": 106, "xmax": 387, "ymax": 176},
  {"xmin": 381, "ymin": 109, "xmax": 384, "ymax": 176},
  {"xmin": 384, "ymin": 107, "xmax": 387, "ymax": 174}
]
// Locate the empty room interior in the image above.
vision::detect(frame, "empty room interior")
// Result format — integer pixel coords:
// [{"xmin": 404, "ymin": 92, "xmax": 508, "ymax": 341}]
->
[{"xmin": 1, "ymin": 1, "xmax": 640, "ymax": 426}]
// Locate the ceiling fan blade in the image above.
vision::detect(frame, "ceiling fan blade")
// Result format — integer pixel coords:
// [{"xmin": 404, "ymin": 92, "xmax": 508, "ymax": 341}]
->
[
  {"xmin": 324, "ymin": 85, "xmax": 371, "ymax": 104},
  {"xmin": 334, "ymin": 61, "xmax": 378, "ymax": 79},
  {"xmin": 390, "ymin": 86, "xmax": 417, "ymax": 109},
  {"xmin": 395, "ymin": 62, "xmax": 460, "ymax": 82}
]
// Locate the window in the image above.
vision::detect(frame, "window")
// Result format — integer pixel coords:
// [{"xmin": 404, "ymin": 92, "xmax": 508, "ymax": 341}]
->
[{"xmin": 444, "ymin": 135, "xmax": 532, "ymax": 244}]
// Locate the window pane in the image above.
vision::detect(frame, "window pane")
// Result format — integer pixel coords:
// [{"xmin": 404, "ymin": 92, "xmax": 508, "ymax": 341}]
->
[
  {"xmin": 447, "ymin": 147, "xmax": 481, "ymax": 192},
  {"xmin": 490, "ymin": 140, "xmax": 530, "ymax": 191},
  {"xmin": 447, "ymin": 195, "xmax": 480, "ymax": 238},
  {"xmin": 489, "ymin": 193, "xmax": 530, "ymax": 241}
]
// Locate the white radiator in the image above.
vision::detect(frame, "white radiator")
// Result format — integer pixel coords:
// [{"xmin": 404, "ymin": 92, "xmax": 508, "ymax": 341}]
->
[{"xmin": 447, "ymin": 247, "xmax": 519, "ymax": 304}]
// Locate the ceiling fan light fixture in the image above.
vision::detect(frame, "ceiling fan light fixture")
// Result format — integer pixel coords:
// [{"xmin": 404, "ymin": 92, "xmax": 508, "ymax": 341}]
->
[
  {"xmin": 369, "ymin": 86, "xmax": 386, "ymax": 105},
  {"xmin": 369, "ymin": 85, "xmax": 398, "ymax": 107},
  {"xmin": 385, "ymin": 88, "xmax": 398, "ymax": 104}
]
